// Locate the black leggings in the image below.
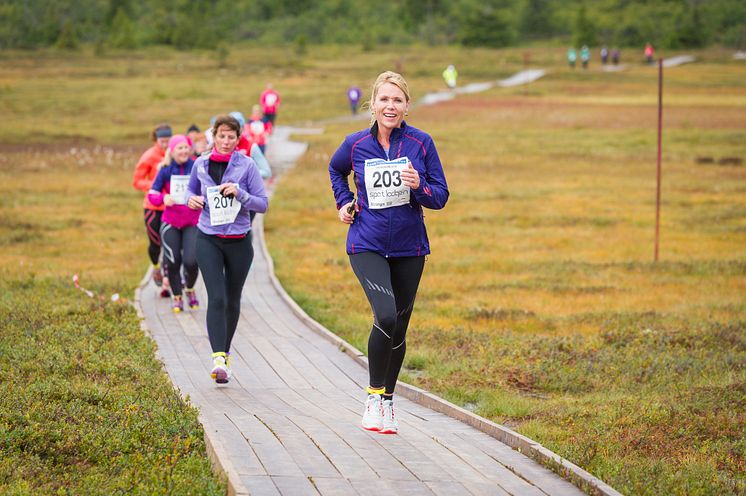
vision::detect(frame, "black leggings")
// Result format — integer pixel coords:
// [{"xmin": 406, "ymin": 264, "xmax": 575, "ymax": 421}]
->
[
  {"xmin": 160, "ymin": 224, "xmax": 198, "ymax": 297},
  {"xmin": 143, "ymin": 209, "xmax": 162, "ymax": 265},
  {"xmin": 196, "ymin": 231, "xmax": 253, "ymax": 354},
  {"xmin": 349, "ymin": 252, "xmax": 425, "ymax": 395}
]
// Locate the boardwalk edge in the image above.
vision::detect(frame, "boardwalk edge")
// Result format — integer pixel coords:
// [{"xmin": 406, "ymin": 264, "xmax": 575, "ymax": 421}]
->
[
  {"xmin": 133, "ymin": 268, "xmax": 248, "ymax": 496},
  {"xmin": 256, "ymin": 219, "xmax": 623, "ymax": 496}
]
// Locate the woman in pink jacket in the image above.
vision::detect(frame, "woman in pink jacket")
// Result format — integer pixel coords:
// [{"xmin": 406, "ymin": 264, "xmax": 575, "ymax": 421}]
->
[{"xmin": 148, "ymin": 135, "xmax": 201, "ymax": 312}]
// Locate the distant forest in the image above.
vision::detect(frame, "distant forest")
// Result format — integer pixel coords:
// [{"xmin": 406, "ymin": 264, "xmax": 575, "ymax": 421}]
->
[{"xmin": 2, "ymin": 0, "xmax": 745, "ymax": 51}]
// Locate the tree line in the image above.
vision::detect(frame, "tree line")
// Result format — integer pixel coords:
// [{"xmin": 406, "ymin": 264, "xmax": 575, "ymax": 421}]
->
[{"xmin": 3, "ymin": 0, "xmax": 745, "ymax": 51}]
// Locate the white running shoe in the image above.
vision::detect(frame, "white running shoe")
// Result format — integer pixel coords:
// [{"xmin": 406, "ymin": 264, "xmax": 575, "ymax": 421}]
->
[
  {"xmin": 361, "ymin": 394, "xmax": 383, "ymax": 431},
  {"xmin": 380, "ymin": 399, "xmax": 398, "ymax": 434},
  {"xmin": 211, "ymin": 355, "xmax": 230, "ymax": 384}
]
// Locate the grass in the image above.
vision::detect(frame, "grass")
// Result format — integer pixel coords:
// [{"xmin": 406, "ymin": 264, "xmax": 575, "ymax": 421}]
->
[
  {"xmin": 0, "ymin": 147, "xmax": 224, "ymax": 493},
  {"xmin": 0, "ymin": 43, "xmax": 744, "ymax": 494},
  {"xmin": 263, "ymin": 49, "xmax": 746, "ymax": 495}
]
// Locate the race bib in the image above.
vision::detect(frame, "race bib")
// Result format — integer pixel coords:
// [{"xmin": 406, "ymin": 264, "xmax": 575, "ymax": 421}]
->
[
  {"xmin": 364, "ymin": 157, "xmax": 410, "ymax": 210},
  {"xmin": 169, "ymin": 175, "xmax": 190, "ymax": 205},
  {"xmin": 265, "ymin": 94, "xmax": 277, "ymax": 106},
  {"xmin": 207, "ymin": 185, "xmax": 241, "ymax": 226}
]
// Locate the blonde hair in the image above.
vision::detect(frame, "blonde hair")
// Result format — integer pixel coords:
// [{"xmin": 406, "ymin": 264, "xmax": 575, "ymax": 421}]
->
[{"xmin": 368, "ymin": 71, "xmax": 410, "ymax": 126}]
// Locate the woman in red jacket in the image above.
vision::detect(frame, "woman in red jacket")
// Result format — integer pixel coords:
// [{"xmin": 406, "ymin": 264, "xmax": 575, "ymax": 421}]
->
[
  {"xmin": 244, "ymin": 105, "xmax": 272, "ymax": 154},
  {"xmin": 133, "ymin": 124, "xmax": 172, "ymax": 295}
]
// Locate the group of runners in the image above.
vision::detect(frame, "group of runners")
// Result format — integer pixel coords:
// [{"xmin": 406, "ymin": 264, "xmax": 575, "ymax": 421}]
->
[
  {"xmin": 567, "ymin": 43, "xmax": 657, "ymax": 68},
  {"xmin": 133, "ymin": 73, "xmax": 449, "ymax": 434}
]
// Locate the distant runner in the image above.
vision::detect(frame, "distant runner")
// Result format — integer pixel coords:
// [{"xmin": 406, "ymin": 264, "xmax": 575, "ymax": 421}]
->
[
  {"xmin": 567, "ymin": 47, "xmax": 577, "ymax": 68},
  {"xmin": 260, "ymin": 84, "xmax": 281, "ymax": 126},
  {"xmin": 442, "ymin": 64, "xmax": 458, "ymax": 89},
  {"xmin": 347, "ymin": 86, "xmax": 362, "ymax": 115}
]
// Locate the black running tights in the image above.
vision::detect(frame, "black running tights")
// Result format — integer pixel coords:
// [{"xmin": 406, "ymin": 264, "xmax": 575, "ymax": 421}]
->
[
  {"xmin": 196, "ymin": 231, "xmax": 253, "ymax": 354},
  {"xmin": 143, "ymin": 209, "xmax": 162, "ymax": 265},
  {"xmin": 160, "ymin": 224, "xmax": 198, "ymax": 296},
  {"xmin": 349, "ymin": 252, "xmax": 425, "ymax": 395}
]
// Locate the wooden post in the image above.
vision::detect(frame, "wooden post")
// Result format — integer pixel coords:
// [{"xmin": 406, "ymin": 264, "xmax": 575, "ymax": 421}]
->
[{"xmin": 655, "ymin": 58, "xmax": 663, "ymax": 262}]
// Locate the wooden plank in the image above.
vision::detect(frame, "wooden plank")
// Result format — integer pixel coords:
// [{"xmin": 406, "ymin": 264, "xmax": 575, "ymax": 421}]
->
[
  {"xmin": 199, "ymin": 407, "xmax": 266, "ymax": 477},
  {"xmin": 229, "ymin": 332, "xmax": 289, "ymax": 389},
  {"xmin": 269, "ymin": 336, "xmax": 337, "ymax": 391},
  {"xmin": 226, "ymin": 411, "xmax": 306, "ymax": 478},
  {"xmin": 287, "ymin": 414, "xmax": 379, "ymax": 481},
  {"xmin": 240, "ymin": 299, "xmax": 286, "ymax": 340},
  {"xmin": 271, "ymin": 475, "xmax": 319, "ymax": 496},
  {"xmin": 290, "ymin": 382, "xmax": 496, "ymax": 489},
  {"xmin": 275, "ymin": 389, "xmax": 419, "ymax": 482},
  {"xmin": 426, "ymin": 431, "xmax": 545, "ymax": 496},
  {"xmin": 178, "ymin": 312, "xmax": 205, "ymax": 337},
  {"xmin": 246, "ymin": 286, "xmax": 303, "ymax": 339},
  {"xmin": 458, "ymin": 431, "xmax": 585, "ymax": 496},
  {"xmin": 250, "ymin": 334, "xmax": 314, "ymax": 390},
  {"xmin": 249, "ymin": 412, "xmax": 341, "ymax": 479},
  {"xmin": 310, "ymin": 477, "xmax": 359, "ymax": 496},
  {"xmin": 239, "ymin": 475, "xmax": 280, "ymax": 495},
  {"xmin": 425, "ymin": 480, "xmax": 476, "ymax": 496},
  {"xmin": 461, "ymin": 480, "xmax": 511, "ymax": 496},
  {"xmin": 350, "ymin": 479, "xmax": 437, "ymax": 496},
  {"xmin": 389, "ymin": 421, "xmax": 494, "ymax": 487}
]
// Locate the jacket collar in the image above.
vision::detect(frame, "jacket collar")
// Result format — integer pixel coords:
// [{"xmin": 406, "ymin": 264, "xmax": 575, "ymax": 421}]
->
[
  {"xmin": 170, "ymin": 157, "xmax": 194, "ymax": 171},
  {"xmin": 370, "ymin": 120, "xmax": 408, "ymax": 140}
]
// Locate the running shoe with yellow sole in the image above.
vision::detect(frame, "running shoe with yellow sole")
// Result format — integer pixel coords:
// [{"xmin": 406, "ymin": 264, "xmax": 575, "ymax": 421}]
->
[{"xmin": 210, "ymin": 353, "xmax": 230, "ymax": 384}]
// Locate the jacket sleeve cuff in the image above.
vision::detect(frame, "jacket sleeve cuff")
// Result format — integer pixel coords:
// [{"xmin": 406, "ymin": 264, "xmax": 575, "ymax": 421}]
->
[{"xmin": 238, "ymin": 188, "xmax": 250, "ymax": 204}]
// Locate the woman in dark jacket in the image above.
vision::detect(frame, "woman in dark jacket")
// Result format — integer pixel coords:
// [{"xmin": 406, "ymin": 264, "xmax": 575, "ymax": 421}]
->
[{"xmin": 329, "ymin": 71, "xmax": 449, "ymax": 434}]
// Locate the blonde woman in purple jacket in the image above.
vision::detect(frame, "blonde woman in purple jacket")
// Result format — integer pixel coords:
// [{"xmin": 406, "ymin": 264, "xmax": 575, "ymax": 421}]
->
[{"xmin": 186, "ymin": 115, "xmax": 268, "ymax": 384}]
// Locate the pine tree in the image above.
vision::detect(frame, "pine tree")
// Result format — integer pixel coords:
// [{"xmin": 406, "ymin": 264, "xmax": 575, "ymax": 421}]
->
[
  {"xmin": 573, "ymin": 2, "xmax": 597, "ymax": 47},
  {"xmin": 460, "ymin": 5, "xmax": 514, "ymax": 48},
  {"xmin": 520, "ymin": 0, "xmax": 555, "ymax": 39},
  {"xmin": 55, "ymin": 20, "xmax": 79, "ymax": 50},
  {"xmin": 108, "ymin": 7, "xmax": 137, "ymax": 49},
  {"xmin": 678, "ymin": 2, "xmax": 707, "ymax": 48}
]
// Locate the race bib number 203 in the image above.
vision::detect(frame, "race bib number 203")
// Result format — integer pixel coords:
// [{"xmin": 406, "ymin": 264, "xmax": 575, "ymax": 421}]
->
[{"xmin": 364, "ymin": 157, "xmax": 410, "ymax": 210}]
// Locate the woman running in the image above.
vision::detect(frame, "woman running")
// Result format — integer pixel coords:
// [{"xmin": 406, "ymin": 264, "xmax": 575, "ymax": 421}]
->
[
  {"xmin": 148, "ymin": 135, "xmax": 201, "ymax": 313},
  {"xmin": 245, "ymin": 105, "xmax": 272, "ymax": 154},
  {"xmin": 328, "ymin": 71, "xmax": 449, "ymax": 434},
  {"xmin": 133, "ymin": 123, "xmax": 172, "ymax": 296},
  {"xmin": 186, "ymin": 115, "xmax": 268, "ymax": 384}
]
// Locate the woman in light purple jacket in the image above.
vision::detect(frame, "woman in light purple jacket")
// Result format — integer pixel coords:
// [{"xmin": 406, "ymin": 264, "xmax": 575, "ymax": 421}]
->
[{"xmin": 186, "ymin": 115, "xmax": 268, "ymax": 384}]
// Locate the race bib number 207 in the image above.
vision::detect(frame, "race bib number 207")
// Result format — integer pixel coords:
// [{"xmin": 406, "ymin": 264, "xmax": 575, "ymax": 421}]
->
[
  {"xmin": 206, "ymin": 185, "xmax": 241, "ymax": 226},
  {"xmin": 364, "ymin": 157, "xmax": 410, "ymax": 210}
]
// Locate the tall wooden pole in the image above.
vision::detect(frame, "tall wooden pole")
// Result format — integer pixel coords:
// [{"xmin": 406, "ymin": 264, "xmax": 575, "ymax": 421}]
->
[
  {"xmin": 655, "ymin": 58, "xmax": 663, "ymax": 262},
  {"xmin": 523, "ymin": 52, "xmax": 529, "ymax": 96}
]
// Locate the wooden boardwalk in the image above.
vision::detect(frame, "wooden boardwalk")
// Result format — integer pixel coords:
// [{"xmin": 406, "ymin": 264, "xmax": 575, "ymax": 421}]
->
[{"xmin": 135, "ymin": 128, "xmax": 619, "ymax": 496}]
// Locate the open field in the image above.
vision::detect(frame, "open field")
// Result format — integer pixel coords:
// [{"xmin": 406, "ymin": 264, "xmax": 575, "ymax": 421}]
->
[
  {"xmin": 0, "ymin": 45, "xmax": 744, "ymax": 494},
  {"xmin": 0, "ymin": 146, "xmax": 225, "ymax": 493},
  {"xmin": 263, "ymin": 51, "xmax": 746, "ymax": 495}
]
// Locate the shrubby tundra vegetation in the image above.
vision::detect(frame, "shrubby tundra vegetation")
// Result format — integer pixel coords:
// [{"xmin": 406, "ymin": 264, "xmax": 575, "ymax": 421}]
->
[{"xmin": 2, "ymin": 0, "xmax": 745, "ymax": 51}]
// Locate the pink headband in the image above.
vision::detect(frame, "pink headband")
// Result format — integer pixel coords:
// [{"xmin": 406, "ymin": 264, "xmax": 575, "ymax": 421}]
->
[{"xmin": 168, "ymin": 134, "xmax": 191, "ymax": 152}]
